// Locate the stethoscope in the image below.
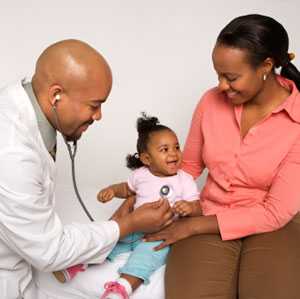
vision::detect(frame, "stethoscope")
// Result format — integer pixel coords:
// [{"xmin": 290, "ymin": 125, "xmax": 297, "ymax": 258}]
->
[
  {"xmin": 52, "ymin": 94, "xmax": 174, "ymax": 225},
  {"xmin": 52, "ymin": 94, "xmax": 95, "ymax": 222}
]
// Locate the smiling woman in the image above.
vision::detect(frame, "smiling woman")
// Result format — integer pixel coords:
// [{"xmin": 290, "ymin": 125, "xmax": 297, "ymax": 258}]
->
[{"xmin": 145, "ymin": 14, "xmax": 300, "ymax": 299}]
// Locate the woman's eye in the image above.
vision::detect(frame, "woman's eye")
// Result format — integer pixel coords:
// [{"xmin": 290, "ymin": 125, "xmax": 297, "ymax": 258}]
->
[
  {"xmin": 226, "ymin": 76, "xmax": 238, "ymax": 82},
  {"xmin": 218, "ymin": 74, "xmax": 237, "ymax": 83}
]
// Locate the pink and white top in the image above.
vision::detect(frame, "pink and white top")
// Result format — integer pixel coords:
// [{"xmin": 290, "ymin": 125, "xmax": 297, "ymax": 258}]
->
[
  {"xmin": 182, "ymin": 75, "xmax": 300, "ymax": 240},
  {"xmin": 127, "ymin": 167, "xmax": 199, "ymax": 209}
]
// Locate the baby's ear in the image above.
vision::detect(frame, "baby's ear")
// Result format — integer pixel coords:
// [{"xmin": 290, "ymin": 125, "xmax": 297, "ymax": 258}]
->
[{"xmin": 140, "ymin": 152, "xmax": 150, "ymax": 166}]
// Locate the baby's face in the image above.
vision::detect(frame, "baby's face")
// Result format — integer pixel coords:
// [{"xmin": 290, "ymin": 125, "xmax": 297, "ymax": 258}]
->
[{"xmin": 145, "ymin": 129, "xmax": 182, "ymax": 177}]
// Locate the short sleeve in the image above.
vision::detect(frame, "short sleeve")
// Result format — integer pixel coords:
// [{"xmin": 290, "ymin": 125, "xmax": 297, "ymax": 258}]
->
[{"xmin": 179, "ymin": 170, "xmax": 199, "ymax": 201}]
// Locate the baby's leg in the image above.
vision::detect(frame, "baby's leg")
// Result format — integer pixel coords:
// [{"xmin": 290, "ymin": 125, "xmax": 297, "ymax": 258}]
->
[
  {"xmin": 53, "ymin": 264, "xmax": 88, "ymax": 283},
  {"xmin": 53, "ymin": 234, "xmax": 135, "ymax": 284},
  {"xmin": 101, "ymin": 240, "xmax": 169, "ymax": 299},
  {"xmin": 120, "ymin": 274, "xmax": 143, "ymax": 290},
  {"xmin": 100, "ymin": 275, "xmax": 143, "ymax": 299},
  {"xmin": 119, "ymin": 239, "xmax": 169, "ymax": 285}
]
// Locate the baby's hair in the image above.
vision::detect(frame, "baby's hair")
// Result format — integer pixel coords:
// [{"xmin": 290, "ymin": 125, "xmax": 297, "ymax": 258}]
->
[{"xmin": 126, "ymin": 112, "xmax": 172, "ymax": 170}]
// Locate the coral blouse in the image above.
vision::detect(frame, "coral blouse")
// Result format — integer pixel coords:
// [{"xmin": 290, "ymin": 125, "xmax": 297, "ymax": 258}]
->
[{"xmin": 182, "ymin": 76, "xmax": 300, "ymax": 240}]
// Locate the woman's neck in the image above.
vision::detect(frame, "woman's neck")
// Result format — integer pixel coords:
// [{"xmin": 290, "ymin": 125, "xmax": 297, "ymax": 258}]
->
[{"xmin": 246, "ymin": 73, "xmax": 290, "ymax": 111}]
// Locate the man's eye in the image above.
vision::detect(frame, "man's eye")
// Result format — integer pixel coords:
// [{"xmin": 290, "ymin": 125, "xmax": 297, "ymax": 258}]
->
[
  {"xmin": 227, "ymin": 77, "xmax": 237, "ymax": 82},
  {"xmin": 90, "ymin": 104, "xmax": 101, "ymax": 109}
]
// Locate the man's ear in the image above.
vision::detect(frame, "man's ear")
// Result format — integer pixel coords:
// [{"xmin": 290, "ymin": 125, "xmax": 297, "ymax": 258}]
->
[
  {"xmin": 140, "ymin": 152, "xmax": 151, "ymax": 166},
  {"xmin": 49, "ymin": 84, "xmax": 63, "ymax": 106}
]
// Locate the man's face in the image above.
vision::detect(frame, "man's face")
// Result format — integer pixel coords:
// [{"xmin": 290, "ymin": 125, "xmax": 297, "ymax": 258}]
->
[{"xmin": 55, "ymin": 76, "xmax": 111, "ymax": 140}]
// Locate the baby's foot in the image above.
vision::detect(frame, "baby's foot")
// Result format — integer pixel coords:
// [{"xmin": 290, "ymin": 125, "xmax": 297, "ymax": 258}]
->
[
  {"xmin": 53, "ymin": 264, "xmax": 87, "ymax": 283},
  {"xmin": 100, "ymin": 281, "xmax": 129, "ymax": 299}
]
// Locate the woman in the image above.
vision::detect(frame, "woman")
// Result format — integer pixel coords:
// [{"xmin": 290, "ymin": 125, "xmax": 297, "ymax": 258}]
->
[{"xmin": 146, "ymin": 14, "xmax": 300, "ymax": 298}]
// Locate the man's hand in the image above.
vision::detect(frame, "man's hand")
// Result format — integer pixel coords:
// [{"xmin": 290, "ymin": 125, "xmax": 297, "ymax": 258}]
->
[
  {"xmin": 97, "ymin": 187, "xmax": 115, "ymax": 203},
  {"xmin": 132, "ymin": 199, "xmax": 173, "ymax": 232},
  {"xmin": 115, "ymin": 198, "xmax": 173, "ymax": 239}
]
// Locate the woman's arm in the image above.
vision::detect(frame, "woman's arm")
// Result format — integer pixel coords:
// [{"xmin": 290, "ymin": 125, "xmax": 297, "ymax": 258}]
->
[
  {"xmin": 181, "ymin": 96, "xmax": 207, "ymax": 178},
  {"xmin": 145, "ymin": 215, "xmax": 219, "ymax": 250}
]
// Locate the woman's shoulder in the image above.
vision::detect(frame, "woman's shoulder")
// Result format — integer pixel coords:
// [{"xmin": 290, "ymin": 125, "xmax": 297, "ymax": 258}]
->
[{"xmin": 194, "ymin": 87, "xmax": 228, "ymax": 112}]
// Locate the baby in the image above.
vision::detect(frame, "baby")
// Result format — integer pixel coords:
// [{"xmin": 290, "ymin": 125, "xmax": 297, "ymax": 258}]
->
[
  {"xmin": 54, "ymin": 113, "xmax": 202, "ymax": 299},
  {"xmin": 98, "ymin": 113, "xmax": 201, "ymax": 299}
]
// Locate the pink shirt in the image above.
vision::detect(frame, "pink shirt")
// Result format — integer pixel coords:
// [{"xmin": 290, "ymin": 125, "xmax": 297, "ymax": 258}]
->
[
  {"xmin": 127, "ymin": 167, "xmax": 199, "ymax": 209},
  {"xmin": 182, "ymin": 76, "xmax": 300, "ymax": 240}
]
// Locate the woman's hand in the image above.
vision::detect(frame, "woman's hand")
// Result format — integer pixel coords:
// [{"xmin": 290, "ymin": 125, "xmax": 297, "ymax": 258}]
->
[
  {"xmin": 145, "ymin": 215, "xmax": 219, "ymax": 250},
  {"xmin": 144, "ymin": 217, "xmax": 196, "ymax": 250}
]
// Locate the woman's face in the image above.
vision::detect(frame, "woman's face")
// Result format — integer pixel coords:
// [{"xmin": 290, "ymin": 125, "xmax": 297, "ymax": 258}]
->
[{"xmin": 212, "ymin": 44, "xmax": 266, "ymax": 105}]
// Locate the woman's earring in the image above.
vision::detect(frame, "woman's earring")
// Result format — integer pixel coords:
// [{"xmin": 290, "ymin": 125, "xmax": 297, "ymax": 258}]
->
[{"xmin": 263, "ymin": 74, "xmax": 267, "ymax": 81}]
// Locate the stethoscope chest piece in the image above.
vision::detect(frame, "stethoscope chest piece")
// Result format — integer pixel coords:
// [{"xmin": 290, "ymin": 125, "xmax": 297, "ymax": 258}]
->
[{"xmin": 160, "ymin": 185, "xmax": 173, "ymax": 199}]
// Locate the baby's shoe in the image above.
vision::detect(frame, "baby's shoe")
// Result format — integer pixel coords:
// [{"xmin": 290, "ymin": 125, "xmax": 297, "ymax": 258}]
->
[
  {"xmin": 100, "ymin": 281, "xmax": 129, "ymax": 299},
  {"xmin": 53, "ymin": 263, "xmax": 87, "ymax": 283}
]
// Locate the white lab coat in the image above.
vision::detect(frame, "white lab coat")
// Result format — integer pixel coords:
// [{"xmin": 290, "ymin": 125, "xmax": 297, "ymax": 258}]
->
[{"xmin": 0, "ymin": 80, "xmax": 120, "ymax": 299}]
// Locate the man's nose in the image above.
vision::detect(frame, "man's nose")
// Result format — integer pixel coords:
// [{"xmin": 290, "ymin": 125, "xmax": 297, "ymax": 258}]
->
[{"xmin": 93, "ymin": 107, "xmax": 102, "ymax": 121}]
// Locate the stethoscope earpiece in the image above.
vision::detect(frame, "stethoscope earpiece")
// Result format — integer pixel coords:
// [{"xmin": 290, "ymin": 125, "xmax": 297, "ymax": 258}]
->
[{"xmin": 54, "ymin": 94, "xmax": 61, "ymax": 105}]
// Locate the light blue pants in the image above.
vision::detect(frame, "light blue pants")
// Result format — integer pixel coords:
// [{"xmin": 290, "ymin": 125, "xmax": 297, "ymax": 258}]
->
[{"xmin": 108, "ymin": 232, "xmax": 169, "ymax": 284}]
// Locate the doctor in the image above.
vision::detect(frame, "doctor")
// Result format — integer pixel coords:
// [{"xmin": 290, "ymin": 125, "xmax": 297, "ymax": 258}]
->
[{"xmin": 0, "ymin": 39, "xmax": 172, "ymax": 299}]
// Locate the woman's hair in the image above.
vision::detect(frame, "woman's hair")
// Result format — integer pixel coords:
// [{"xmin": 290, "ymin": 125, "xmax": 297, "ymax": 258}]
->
[
  {"xmin": 216, "ymin": 14, "xmax": 300, "ymax": 90},
  {"xmin": 126, "ymin": 112, "xmax": 172, "ymax": 170}
]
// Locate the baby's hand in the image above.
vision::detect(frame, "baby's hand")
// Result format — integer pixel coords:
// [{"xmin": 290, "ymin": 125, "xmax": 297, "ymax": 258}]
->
[
  {"xmin": 97, "ymin": 187, "xmax": 115, "ymax": 203},
  {"xmin": 172, "ymin": 200, "xmax": 194, "ymax": 217}
]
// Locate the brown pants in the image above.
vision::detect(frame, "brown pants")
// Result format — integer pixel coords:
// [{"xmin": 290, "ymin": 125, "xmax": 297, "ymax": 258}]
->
[{"xmin": 165, "ymin": 214, "xmax": 300, "ymax": 299}]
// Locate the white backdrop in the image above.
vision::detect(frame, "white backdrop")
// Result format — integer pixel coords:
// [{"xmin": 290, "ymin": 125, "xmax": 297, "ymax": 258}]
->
[{"xmin": 1, "ymin": 0, "xmax": 299, "ymax": 223}]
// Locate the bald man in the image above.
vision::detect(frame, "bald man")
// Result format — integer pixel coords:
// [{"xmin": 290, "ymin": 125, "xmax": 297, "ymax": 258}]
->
[{"xmin": 0, "ymin": 40, "xmax": 172, "ymax": 299}]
